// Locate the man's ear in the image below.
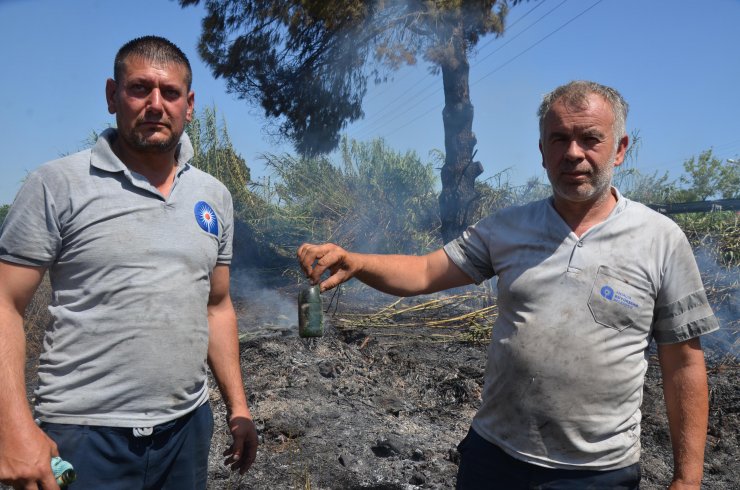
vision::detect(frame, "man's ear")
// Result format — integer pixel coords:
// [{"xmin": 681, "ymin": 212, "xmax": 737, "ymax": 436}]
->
[
  {"xmin": 613, "ymin": 135, "xmax": 630, "ymax": 168},
  {"xmin": 186, "ymin": 90, "xmax": 194, "ymax": 122},
  {"xmin": 539, "ymin": 140, "xmax": 545, "ymax": 169},
  {"xmin": 105, "ymin": 78, "xmax": 118, "ymax": 115}
]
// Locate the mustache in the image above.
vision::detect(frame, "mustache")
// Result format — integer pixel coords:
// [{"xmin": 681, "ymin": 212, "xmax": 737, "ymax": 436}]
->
[{"xmin": 136, "ymin": 116, "xmax": 171, "ymax": 128}]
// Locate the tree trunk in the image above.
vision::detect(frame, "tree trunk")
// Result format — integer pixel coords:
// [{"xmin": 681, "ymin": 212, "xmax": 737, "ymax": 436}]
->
[{"xmin": 438, "ymin": 23, "xmax": 482, "ymax": 244}]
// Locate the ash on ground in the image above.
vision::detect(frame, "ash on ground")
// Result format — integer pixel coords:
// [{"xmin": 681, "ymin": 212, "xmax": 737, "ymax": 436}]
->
[{"xmin": 207, "ymin": 293, "xmax": 739, "ymax": 490}]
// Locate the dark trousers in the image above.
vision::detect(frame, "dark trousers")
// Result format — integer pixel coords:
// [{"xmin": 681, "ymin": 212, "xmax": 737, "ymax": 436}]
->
[
  {"xmin": 42, "ymin": 402, "xmax": 214, "ymax": 490},
  {"xmin": 456, "ymin": 427, "xmax": 641, "ymax": 490}
]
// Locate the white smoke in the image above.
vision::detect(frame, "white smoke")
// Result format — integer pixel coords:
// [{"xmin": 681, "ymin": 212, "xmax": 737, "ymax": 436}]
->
[{"xmin": 231, "ymin": 270, "xmax": 298, "ymax": 339}]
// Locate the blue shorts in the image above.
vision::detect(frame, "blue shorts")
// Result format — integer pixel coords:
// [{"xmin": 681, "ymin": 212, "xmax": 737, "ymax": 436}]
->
[
  {"xmin": 41, "ymin": 402, "xmax": 214, "ymax": 490},
  {"xmin": 456, "ymin": 427, "xmax": 641, "ymax": 489}
]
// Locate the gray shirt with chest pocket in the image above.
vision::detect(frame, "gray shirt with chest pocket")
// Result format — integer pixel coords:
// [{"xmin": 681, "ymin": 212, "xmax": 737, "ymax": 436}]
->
[{"xmin": 444, "ymin": 189, "xmax": 718, "ymax": 470}]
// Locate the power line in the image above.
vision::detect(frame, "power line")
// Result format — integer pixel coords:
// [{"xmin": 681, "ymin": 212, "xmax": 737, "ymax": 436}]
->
[
  {"xmin": 349, "ymin": 0, "xmax": 560, "ymax": 139},
  {"xmin": 356, "ymin": 1, "xmax": 552, "ymax": 130},
  {"xmin": 636, "ymin": 138, "xmax": 740, "ymax": 175},
  {"xmin": 374, "ymin": 0, "xmax": 606, "ymax": 140},
  {"xmin": 473, "ymin": 0, "xmax": 569, "ymax": 68},
  {"xmin": 471, "ymin": 0, "xmax": 605, "ymax": 85}
]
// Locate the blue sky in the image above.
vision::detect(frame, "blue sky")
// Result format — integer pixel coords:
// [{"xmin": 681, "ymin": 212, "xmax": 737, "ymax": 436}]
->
[{"xmin": 1, "ymin": 0, "xmax": 739, "ymax": 205}]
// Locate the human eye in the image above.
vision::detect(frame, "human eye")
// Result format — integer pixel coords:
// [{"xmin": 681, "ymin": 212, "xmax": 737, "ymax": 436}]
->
[
  {"xmin": 549, "ymin": 134, "xmax": 568, "ymax": 144},
  {"xmin": 128, "ymin": 83, "xmax": 149, "ymax": 96},
  {"xmin": 162, "ymin": 87, "xmax": 182, "ymax": 100},
  {"xmin": 582, "ymin": 132, "xmax": 604, "ymax": 146}
]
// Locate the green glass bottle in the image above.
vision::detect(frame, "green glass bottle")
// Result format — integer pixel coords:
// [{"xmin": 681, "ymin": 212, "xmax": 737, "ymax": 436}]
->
[
  {"xmin": 298, "ymin": 285, "xmax": 324, "ymax": 337},
  {"xmin": 51, "ymin": 456, "xmax": 76, "ymax": 486}
]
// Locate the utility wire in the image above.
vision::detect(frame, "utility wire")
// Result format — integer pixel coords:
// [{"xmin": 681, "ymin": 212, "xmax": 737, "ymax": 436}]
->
[
  {"xmin": 349, "ymin": 0, "xmax": 557, "ymax": 139},
  {"xmin": 637, "ymin": 138, "xmax": 740, "ymax": 175},
  {"xmin": 472, "ymin": 0, "xmax": 569, "ymax": 68},
  {"xmin": 471, "ymin": 0, "xmax": 605, "ymax": 85},
  {"xmin": 374, "ymin": 0, "xmax": 606, "ymax": 140}
]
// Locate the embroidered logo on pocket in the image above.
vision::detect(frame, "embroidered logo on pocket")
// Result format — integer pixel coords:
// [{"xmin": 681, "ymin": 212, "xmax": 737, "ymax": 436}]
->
[
  {"xmin": 194, "ymin": 201, "xmax": 219, "ymax": 236},
  {"xmin": 589, "ymin": 267, "xmax": 650, "ymax": 331}
]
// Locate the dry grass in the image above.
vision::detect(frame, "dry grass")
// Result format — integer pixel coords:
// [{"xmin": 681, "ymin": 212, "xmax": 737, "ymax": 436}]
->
[
  {"xmin": 332, "ymin": 276, "xmax": 738, "ymax": 367},
  {"xmin": 333, "ymin": 291, "xmax": 497, "ymax": 344},
  {"xmin": 23, "ymin": 274, "xmax": 52, "ymax": 389}
]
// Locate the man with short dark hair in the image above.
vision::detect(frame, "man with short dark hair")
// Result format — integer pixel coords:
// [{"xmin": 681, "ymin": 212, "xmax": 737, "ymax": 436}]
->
[
  {"xmin": 0, "ymin": 36, "xmax": 257, "ymax": 489},
  {"xmin": 298, "ymin": 81, "xmax": 718, "ymax": 489}
]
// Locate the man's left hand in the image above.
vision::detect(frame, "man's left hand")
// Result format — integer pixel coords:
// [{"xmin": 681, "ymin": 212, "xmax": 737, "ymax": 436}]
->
[{"xmin": 223, "ymin": 415, "xmax": 258, "ymax": 474}]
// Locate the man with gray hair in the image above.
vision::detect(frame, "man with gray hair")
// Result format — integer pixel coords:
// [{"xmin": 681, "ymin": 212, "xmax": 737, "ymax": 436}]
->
[
  {"xmin": 298, "ymin": 80, "xmax": 717, "ymax": 489},
  {"xmin": 0, "ymin": 36, "xmax": 257, "ymax": 489}
]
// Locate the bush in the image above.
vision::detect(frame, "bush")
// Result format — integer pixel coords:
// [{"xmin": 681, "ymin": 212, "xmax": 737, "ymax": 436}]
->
[
  {"xmin": 258, "ymin": 137, "xmax": 441, "ymax": 255},
  {"xmin": 471, "ymin": 172, "xmax": 550, "ymax": 222},
  {"xmin": 0, "ymin": 204, "xmax": 9, "ymax": 225},
  {"xmin": 673, "ymin": 212, "xmax": 740, "ymax": 268}
]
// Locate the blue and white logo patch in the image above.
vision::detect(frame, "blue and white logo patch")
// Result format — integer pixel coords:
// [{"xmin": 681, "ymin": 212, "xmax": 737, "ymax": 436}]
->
[
  {"xmin": 600, "ymin": 284, "xmax": 639, "ymax": 309},
  {"xmin": 194, "ymin": 201, "xmax": 219, "ymax": 236}
]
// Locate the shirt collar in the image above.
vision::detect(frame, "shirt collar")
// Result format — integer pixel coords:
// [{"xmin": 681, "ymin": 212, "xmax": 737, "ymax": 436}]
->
[{"xmin": 609, "ymin": 186, "xmax": 628, "ymax": 217}]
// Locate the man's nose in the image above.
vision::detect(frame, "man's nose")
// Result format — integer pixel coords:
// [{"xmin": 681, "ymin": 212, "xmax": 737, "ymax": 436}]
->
[
  {"xmin": 146, "ymin": 88, "xmax": 164, "ymax": 113},
  {"xmin": 565, "ymin": 140, "xmax": 585, "ymax": 160}
]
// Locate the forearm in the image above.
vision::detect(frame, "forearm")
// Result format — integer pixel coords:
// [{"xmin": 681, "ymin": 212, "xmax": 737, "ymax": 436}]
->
[
  {"xmin": 299, "ymin": 244, "xmax": 473, "ymax": 296},
  {"xmin": 352, "ymin": 253, "xmax": 441, "ymax": 296},
  {"xmin": 207, "ymin": 302, "xmax": 250, "ymax": 418},
  {"xmin": 0, "ymin": 308, "xmax": 35, "ymax": 426},
  {"xmin": 0, "ymin": 263, "xmax": 43, "ymax": 425},
  {"xmin": 659, "ymin": 340, "xmax": 709, "ymax": 487},
  {"xmin": 0, "ymin": 262, "xmax": 59, "ymax": 486}
]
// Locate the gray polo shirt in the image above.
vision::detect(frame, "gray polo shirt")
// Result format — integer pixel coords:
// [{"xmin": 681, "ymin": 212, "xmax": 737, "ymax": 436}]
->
[
  {"xmin": 0, "ymin": 129, "xmax": 233, "ymax": 427},
  {"xmin": 444, "ymin": 189, "xmax": 718, "ymax": 470}
]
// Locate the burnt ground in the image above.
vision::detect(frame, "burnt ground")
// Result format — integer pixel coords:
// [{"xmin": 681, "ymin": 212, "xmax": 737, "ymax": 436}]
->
[
  {"xmin": 204, "ymin": 289, "xmax": 740, "ymax": 490},
  {"xmin": 8, "ymin": 285, "xmax": 737, "ymax": 490}
]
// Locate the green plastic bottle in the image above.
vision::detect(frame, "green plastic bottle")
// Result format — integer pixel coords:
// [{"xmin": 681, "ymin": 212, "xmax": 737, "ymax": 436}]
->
[
  {"xmin": 51, "ymin": 456, "xmax": 76, "ymax": 486},
  {"xmin": 298, "ymin": 285, "xmax": 324, "ymax": 337}
]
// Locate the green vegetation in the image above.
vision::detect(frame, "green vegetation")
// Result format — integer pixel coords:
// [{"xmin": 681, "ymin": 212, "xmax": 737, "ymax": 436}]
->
[
  {"xmin": 0, "ymin": 204, "xmax": 9, "ymax": 226},
  {"xmin": 179, "ymin": 0, "xmax": 530, "ymax": 242},
  {"xmin": 678, "ymin": 149, "xmax": 740, "ymax": 201},
  {"xmin": 254, "ymin": 137, "xmax": 441, "ymax": 256},
  {"xmin": 675, "ymin": 212, "xmax": 740, "ymax": 268},
  {"xmin": 472, "ymin": 172, "xmax": 551, "ymax": 222},
  {"xmin": 187, "ymin": 106, "xmax": 251, "ymax": 199},
  {"xmin": 615, "ymin": 149, "xmax": 739, "ymax": 268},
  {"xmin": 618, "ymin": 148, "xmax": 740, "ymax": 205}
]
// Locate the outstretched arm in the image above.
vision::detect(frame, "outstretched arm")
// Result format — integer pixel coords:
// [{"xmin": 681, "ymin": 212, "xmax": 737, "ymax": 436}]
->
[
  {"xmin": 657, "ymin": 338, "xmax": 709, "ymax": 490},
  {"xmin": 0, "ymin": 260, "xmax": 60, "ymax": 489},
  {"xmin": 297, "ymin": 243, "xmax": 474, "ymax": 296},
  {"xmin": 207, "ymin": 264, "xmax": 257, "ymax": 475}
]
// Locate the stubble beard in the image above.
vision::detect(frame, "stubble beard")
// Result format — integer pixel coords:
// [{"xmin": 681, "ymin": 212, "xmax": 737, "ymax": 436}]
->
[
  {"xmin": 550, "ymin": 149, "xmax": 617, "ymax": 204},
  {"xmin": 125, "ymin": 127, "xmax": 181, "ymax": 154},
  {"xmin": 116, "ymin": 111, "xmax": 183, "ymax": 154}
]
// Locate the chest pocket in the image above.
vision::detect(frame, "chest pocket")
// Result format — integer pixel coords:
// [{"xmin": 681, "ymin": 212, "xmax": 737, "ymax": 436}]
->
[{"xmin": 588, "ymin": 266, "xmax": 650, "ymax": 331}]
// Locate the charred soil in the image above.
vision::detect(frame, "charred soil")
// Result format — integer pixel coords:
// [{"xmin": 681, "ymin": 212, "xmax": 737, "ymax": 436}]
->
[
  {"xmin": 11, "ymin": 287, "xmax": 737, "ymax": 490},
  {"xmin": 207, "ymin": 302, "xmax": 739, "ymax": 490}
]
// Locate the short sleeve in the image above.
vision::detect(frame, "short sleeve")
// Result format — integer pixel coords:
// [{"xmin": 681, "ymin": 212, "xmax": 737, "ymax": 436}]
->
[
  {"xmin": 216, "ymin": 190, "xmax": 234, "ymax": 265},
  {"xmin": 652, "ymin": 231, "xmax": 719, "ymax": 344},
  {"xmin": 443, "ymin": 216, "xmax": 496, "ymax": 285},
  {"xmin": 0, "ymin": 171, "xmax": 62, "ymax": 266}
]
